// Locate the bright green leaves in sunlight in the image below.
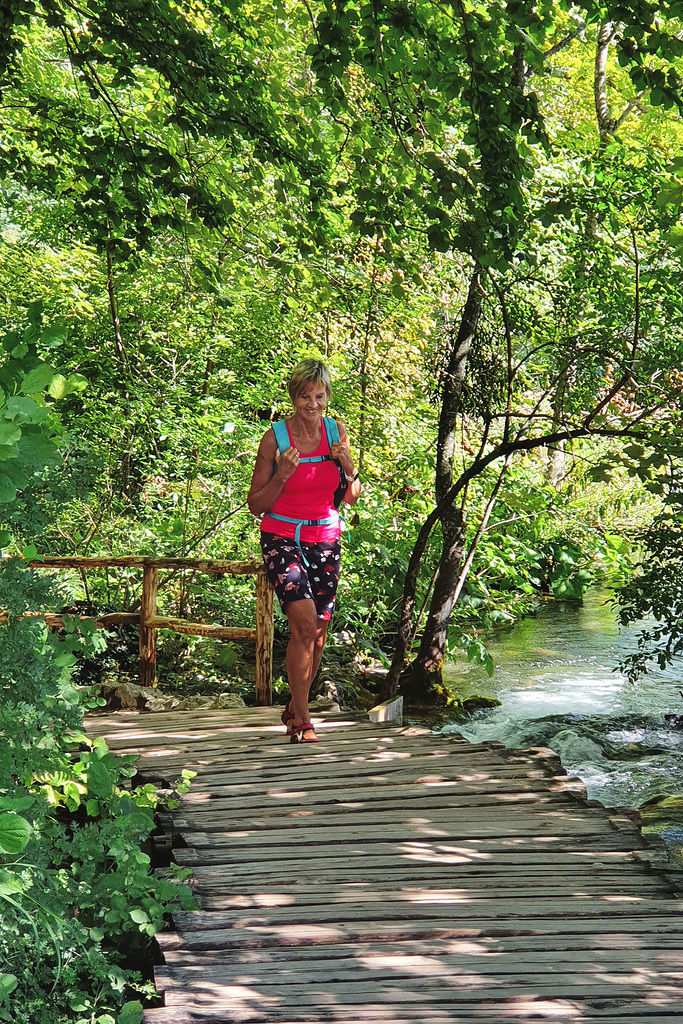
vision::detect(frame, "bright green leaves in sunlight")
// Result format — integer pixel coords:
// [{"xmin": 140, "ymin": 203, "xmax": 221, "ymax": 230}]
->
[
  {"xmin": 0, "ymin": 305, "xmax": 78, "ymax": 504},
  {"xmin": 0, "ymin": 0, "xmax": 329, "ymax": 258}
]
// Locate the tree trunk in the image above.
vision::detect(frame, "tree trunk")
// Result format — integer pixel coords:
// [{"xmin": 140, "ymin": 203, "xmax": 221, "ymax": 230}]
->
[
  {"xmin": 594, "ymin": 22, "xmax": 617, "ymax": 140},
  {"xmin": 402, "ymin": 506, "xmax": 467, "ymax": 699},
  {"xmin": 545, "ymin": 367, "xmax": 568, "ymax": 488},
  {"xmin": 401, "ymin": 268, "xmax": 483, "ymax": 698}
]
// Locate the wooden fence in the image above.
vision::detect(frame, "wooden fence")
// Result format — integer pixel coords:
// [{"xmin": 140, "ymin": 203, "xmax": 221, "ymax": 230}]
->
[{"xmin": 25, "ymin": 556, "xmax": 275, "ymax": 705}]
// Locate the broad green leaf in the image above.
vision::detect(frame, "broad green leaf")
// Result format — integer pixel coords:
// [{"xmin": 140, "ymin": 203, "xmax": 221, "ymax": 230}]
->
[
  {"xmin": 0, "ymin": 974, "xmax": 17, "ymax": 1001},
  {"xmin": 86, "ymin": 759, "xmax": 114, "ymax": 798},
  {"xmin": 39, "ymin": 326, "xmax": 67, "ymax": 348},
  {"xmin": 48, "ymin": 374, "xmax": 68, "ymax": 399},
  {"xmin": 5, "ymin": 397, "xmax": 45, "ymax": 423},
  {"xmin": 0, "ymin": 869, "xmax": 25, "ymax": 895},
  {"xmin": 118, "ymin": 1001, "xmax": 144, "ymax": 1024},
  {"xmin": 20, "ymin": 364, "xmax": 55, "ymax": 394},
  {"xmin": 0, "ymin": 475, "xmax": 17, "ymax": 503},
  {"xmin": 0, "ymin": 813, "xmax": 32, "ymax": 854},
  {"xmin": 0, "ymin": 795, "xmax": 34, "ymax": 812},
  {"xmin": 15, "ymin": 434, "xmax": 59, "ymax": 470},
  {"xmin": 0, "ymin": 422, "xmax": 21, "ymax": 446},
  {"xmin": 66, "ymin": 373, "xmax": 88, "ymax": 395}
]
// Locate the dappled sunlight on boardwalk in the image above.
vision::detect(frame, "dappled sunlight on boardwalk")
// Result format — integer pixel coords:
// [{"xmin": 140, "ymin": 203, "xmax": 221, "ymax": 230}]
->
[{"xmin": 86, "ymin": 705, "xmax": 683, "ymax": 1023}]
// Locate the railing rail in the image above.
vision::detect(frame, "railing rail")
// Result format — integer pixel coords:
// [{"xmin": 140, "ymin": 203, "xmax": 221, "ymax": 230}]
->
[{"xmin": 24, "ymin": 555, "xmax": 274, "ymax": 704}]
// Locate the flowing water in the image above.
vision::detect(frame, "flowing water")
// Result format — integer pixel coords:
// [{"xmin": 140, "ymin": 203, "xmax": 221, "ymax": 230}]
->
[{"xmin": 434, "ymin": 589, "xmax": 683, "ymax": 853}]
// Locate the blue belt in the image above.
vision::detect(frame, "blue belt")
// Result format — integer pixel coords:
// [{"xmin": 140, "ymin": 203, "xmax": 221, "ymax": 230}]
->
[{"xmin": 267, "ymin": 512, "xmax": 342, "ymax": 566}]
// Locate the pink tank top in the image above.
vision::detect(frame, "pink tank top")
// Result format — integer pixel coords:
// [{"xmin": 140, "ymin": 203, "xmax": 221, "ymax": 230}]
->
[{"xmin": 261, "ymin": 421, "xmax": 341, "ymax": 543}]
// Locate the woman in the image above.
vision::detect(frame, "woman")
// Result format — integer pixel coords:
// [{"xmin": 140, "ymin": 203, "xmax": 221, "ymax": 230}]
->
[{"xmin": 248, "ymin": 359, "xmax": 361, "ymax": 743}]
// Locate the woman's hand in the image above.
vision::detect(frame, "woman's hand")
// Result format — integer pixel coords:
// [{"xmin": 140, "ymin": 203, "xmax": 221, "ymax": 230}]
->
[
  {"xmin": 276, "ymin": 446, "xmax": 300, "ymax": 481},
  {"xmin": 331, "ymin": 440, "xmax": 354, "ymax": 476}
]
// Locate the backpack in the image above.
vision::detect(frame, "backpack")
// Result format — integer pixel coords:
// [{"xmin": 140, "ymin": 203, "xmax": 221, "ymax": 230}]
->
[{"xmin": 272, "ymin": 416, "xmax": 347, "ymax": 509}]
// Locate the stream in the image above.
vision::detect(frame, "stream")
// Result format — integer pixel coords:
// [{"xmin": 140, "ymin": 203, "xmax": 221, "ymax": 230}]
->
[{"xmin": 434, "ymin": 589, "xmax": 683, "ymax": 856}]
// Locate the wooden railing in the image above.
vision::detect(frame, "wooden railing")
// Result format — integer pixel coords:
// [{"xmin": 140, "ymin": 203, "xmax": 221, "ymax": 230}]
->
[{"xmin": 26, "ymin": 556, "xmax": 275, "ymax": 705}]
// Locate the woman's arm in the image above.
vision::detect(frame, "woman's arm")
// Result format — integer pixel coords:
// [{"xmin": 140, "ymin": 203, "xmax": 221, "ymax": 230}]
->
[
  {"xmin": 247, "ymin": 429, "xmax": 300, "ymax": 516},
  {"xmin": 331, "ymin": 422, "xmax": 362, "ymax": 507}
]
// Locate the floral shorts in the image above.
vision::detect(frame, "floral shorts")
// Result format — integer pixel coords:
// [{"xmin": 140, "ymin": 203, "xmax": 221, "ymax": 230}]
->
[{"xmin": 260, "ymin": 532, "xmax": 341, "ymax": 621}]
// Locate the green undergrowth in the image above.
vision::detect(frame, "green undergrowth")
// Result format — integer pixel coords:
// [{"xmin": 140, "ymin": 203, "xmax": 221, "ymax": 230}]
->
[{"xmin": 0, "ymin": 559, "xmax": 196, "ymax": 1024}]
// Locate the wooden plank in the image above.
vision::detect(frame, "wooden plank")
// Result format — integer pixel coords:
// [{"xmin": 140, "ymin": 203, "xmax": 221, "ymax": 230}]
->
[
  {"xmin": 30, "ymin": 555, "xmax": 147, "ymax": 568},
  {"xmin": 368, "ymin": 697, "xmax": 404, "ymax": 725},
  {"xmin": 139, "ymin": 563, "xmax": 158, "ymax": 688},
  {"xmin": 195, "ymin": 881, "xmax": 671, "ymax": 909},
  {"xmin": 254, "ymin": 569, "xmax": 273, "ymax": 706},
  {"xmin": 171, "ymin": 789, "xmax": 589, "ymax": 823},
  {"xmin": 30, "ymin": 555, "xmax": 261, "ymax": 573},
  {"xmin": 145, "ymin": 557, "xmax": 260, "ymax": 574},
  {"xmin": 0, "ymin": 610, "xmax": 141, "ymax": 628},
  {"xmin": 172, "ymin": 801, "xmax": 620, "ymax": 834},
  {"xmin": 171, "ymin": 776, "xmax": 587, "ymax": 803},
  {"xmin": 144, "ymin": 1011, "xmax": 683, "ymax": 1024},
  {"xmin": 156, "ymin": 915, "xmax": 683, "ymax": 953},
  {"xmin": 146, "ymin": 617, "xmax": 257, "ymax": 642},
  {"xmin": 161, "ymin": 935, "xmax": 683, "ymax": 966},
  {"xmin": 158, "ymin": 980, "xmax": 683, "ymax": 1009},
  {"xmin": 177, "ymin": 820, "xmax": 639, "ymax": 852},
  {"xmin": 172, "ymin": 895, "xmax": 682, "ymax": 932},
  {"xmin": 142, "ymin": 1010, "xmax": 576, "ymax": 1024}
]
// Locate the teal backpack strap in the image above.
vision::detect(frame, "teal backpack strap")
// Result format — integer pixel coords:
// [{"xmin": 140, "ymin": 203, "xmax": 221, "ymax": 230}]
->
[
  {"xmin": 322, "ymin": 416, "xmax": 340, "ymax": 451},
  {"xmin": 272, "ymin": 419, "xmax": 290, "ymax": 454}
]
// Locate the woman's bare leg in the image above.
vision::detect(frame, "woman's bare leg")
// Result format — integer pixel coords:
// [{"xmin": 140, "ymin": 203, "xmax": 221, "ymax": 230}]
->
[{"xmin": 285, "ymin": 600, "xmax": 328, "ymax": 737}]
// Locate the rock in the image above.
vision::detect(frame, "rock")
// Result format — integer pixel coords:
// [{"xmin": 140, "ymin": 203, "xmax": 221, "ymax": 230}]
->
[
  {"xmin": 98, "ymin": 681, "xmax": 158, "ymax": 711},
  {"xmin": 349, "ymin": 683, "xmax": 381, "ymax": 711},
  {"xmin": 461, "ymin": 695, "xmax": 502, "ymax": 713},
  {"xmin": 312, "ymin": 695, "xmax": 341, "ymax": 713},
  {"xmin": 313, "ymin": 678, "xmax": 346, "ymax": 706},
  {"xmin": 146, "ymin": 693, "xmax": 182, "ymax": 712},
  {"xmin": 214, "ymin": 693, "xmax": 247, "ymax": 710}
]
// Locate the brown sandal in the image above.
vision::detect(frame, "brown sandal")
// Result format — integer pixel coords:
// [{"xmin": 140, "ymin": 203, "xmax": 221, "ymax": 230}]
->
[
  {"xmin": 280, "ymin": 700, "xmax": 295, "ymax": 733},
  {"xmin": 290, "ymin": 722, "xmax": 320, "ymax": 744}
]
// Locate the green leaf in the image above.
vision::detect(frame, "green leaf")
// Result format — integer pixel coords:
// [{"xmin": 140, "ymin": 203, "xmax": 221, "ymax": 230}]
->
[
  {"xmin": 15, "ymin": 434, "xmax": 59, "ymax": 470},
  {"xmin": 0, "ymin": 795, "xmax": 34, "ymax": 812},
  {"xmin": 118, "ymin": 1001, "xmax": 144, "ymax": 1024},
  {"xmin": 39, "ymin": 326, "xmax": 67, "ymax": 348},
  {"xmin": 86, "ymin": 759, "xmax": 114, "ymax": 798},
  {"xmin": 0, "ymin": 475, "xmax": 17, "ymax": 504},
  {"xmin": 20, "ymin": 364, "xmax": 55, "ymax": 394},
  {"xmin": 5, "ymin": 397, "xmax": 46, "ymax": 423},
  {"xmin": 130, "ymin": 908, "xmax": 149, "ymax": 924},
  {"xmin": 0, "ymin": 813, "xmax": 32, "ymax": 854},
  {"xmin": 47, "ymin": 374, "xmax": 68, "ymax": 399},
  {"xmin": 0, "ymin": 869, "xmax": 25, "ymax": 895},
  {"xmin": 0, "ymin": 422, "xmax": 21, "ymax": 446},
  {"xmin": 22, "ymin": 544, "xmax": 37, "ymax": 561},
  {"xmin": 0, "ymin": 974, "xmax": 17, "ymax": 1001}
]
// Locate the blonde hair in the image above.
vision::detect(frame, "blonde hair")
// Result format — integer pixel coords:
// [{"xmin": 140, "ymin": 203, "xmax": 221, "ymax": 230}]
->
[{"xmin": 287, "ymin": 359, "xmax": 332, "ymax": 403}]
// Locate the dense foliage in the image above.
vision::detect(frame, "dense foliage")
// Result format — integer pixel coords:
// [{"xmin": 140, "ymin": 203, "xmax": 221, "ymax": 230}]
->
[{"xmin": 0, "ymin": 560, "xmax": 195, "ymax": 1024}]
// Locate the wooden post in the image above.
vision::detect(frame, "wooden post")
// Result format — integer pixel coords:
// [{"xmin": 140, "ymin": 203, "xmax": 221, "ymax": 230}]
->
[
  {"xmin": 254, "ymin": 568, "xmax": 274, "ymax": 706},
  {"xmin": 140, "ymin": 563, "xmax": 159, "ymax": 689}
]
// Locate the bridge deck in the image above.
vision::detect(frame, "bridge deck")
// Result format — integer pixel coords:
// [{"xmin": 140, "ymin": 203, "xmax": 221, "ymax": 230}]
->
[{"xmin": 85, "ymin": 706, "xmax": 683, "ymax": 1023}]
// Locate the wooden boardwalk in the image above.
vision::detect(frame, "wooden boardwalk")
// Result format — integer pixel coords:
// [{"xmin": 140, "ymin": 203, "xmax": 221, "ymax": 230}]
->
[{"xmin": 86, "ymin": 706, "xmax": 683, "ymax": 1024}]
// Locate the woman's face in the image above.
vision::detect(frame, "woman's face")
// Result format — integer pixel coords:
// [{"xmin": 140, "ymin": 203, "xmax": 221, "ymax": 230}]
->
[{"xmin": 294, "ymin": 380, "xmax": 328, "ymax": 422}]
